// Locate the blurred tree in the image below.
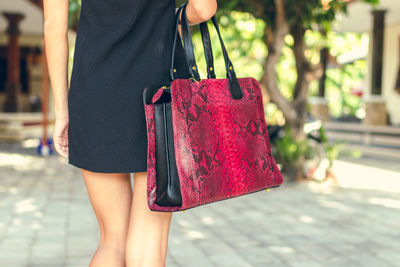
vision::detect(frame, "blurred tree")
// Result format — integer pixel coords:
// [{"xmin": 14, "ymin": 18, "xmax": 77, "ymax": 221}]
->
[
  {"xmin": 216, "ymin": 0, "xmax": 378, "ymax": 140},
  {"xmin": 213, "ymin": 0, "xmax": 378, "ymax": 179}
]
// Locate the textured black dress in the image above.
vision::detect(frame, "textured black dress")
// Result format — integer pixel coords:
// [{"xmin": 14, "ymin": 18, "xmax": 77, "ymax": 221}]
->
[{"xmin": 68, "ymin": 0, "xmax": 188, "ymax": 173}]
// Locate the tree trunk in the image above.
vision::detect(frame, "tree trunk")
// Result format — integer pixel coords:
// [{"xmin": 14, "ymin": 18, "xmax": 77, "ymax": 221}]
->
[
  {"xmin": 260, "ymin": 0, "xmax": 297, "ymax": 125},
  {"xmin": 290, "ymin": 22, "xmax": 310, "ymax": 140},
  {"xmin": 258, "ymin": 0, "xmax": 323, "ymax": 181}
]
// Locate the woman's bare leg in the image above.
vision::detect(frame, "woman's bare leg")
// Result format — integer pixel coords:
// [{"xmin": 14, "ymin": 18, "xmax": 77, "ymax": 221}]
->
[
  {"xmin": 125, "ymin": 171, "xmax": 173, "ymax": 267},
  {"xmin": 81, "ymin": 169, "xmax": 132, "ymax": 267}
]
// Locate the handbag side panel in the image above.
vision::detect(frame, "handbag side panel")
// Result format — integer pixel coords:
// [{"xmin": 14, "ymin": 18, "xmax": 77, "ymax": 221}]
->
[
  {"xmin": 143, "ymin": 100, "xmax": 182, "ymax": 212},
  {"xmin": 143, "ymin": 86, "xmax": 200, "ymax": 212}
]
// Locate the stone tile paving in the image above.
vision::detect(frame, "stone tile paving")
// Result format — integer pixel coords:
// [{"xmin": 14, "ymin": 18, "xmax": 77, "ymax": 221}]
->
[
  {"xmin": 0, "ymin": 142, "xmax": 399, "ymax": 267},
  {"xmin": 337, "ymin": 154, "xmax": 400, "ymax": 173}
]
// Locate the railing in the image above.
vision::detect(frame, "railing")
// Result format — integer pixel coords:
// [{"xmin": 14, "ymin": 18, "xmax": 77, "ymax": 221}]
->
[
  {"xmin": 0, "ymin": 112, "xmax": 55, "ymax": 141},
  {"xmin": 324, "ymin": 122, "xmax": 400, "ymax": 159}
]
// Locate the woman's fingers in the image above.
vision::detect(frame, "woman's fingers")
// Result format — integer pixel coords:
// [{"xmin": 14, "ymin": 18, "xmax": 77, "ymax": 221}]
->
[
  {"xmin": 53, "ymin": 134, "xmax": 68, "ymax": 158},
  {"xmin": 53, "ymin": 117, "xmax": 69, "ymax": 158}
]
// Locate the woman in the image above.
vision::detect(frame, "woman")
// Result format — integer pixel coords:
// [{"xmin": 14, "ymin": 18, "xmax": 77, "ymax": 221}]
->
[{"xmin": 43, "ymin": 0, "xmax": 217, "ymax": 266}]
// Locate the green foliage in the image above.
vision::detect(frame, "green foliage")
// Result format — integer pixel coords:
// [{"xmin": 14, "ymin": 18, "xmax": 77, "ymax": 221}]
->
[
  {"xmin": 188, "ymin": 1, "xmax": 375, "ymax": 124},
  {"xmin": 218, "ymin": 0, "xmax": 379, "ymax": 31},
  {"xmin": 318, "ymin": 125, "xmax": 342, "ymax": 168},
  {"xmin": 68, "ymin": 0, "xmax": 81, "ymax": 29},
  {"xmin": 274, "ymin": 124, "xmax": 344, "ymax": 172},
  {"xmin": 191, "ymin": 11, "xmax": 266, "ymax": 79},
  {"xmin": 274, "ymin": 126, "xmax": 309, "ymax": 169}
]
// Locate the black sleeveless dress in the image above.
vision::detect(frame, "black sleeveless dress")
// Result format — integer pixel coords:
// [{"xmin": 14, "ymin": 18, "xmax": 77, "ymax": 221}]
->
[{"xmin": 68, "ymin": 0, "xmax": 189, "ymax": 173}]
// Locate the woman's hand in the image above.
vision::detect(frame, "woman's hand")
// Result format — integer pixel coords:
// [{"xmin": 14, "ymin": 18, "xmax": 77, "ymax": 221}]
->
[
  {"xmin": 176, "ymin": 0, "xmax": 217, "ymax": 26},
  {"xmin": 53, "ymin": 115, "xmax": 69, "ymax": 158}
]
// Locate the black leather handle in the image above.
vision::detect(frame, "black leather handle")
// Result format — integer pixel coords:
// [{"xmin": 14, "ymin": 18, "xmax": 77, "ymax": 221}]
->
[
  {"xmin": 169, "ymin": 2, "xmax": 189, "ymax": 81},
  {"xmin": 170, "ymin": 1, "xmax": 218, "ymax": 81},
  {"xmin": 208, "ymin": 16, "xmax": 240, "ymax": 88},
  {"xmin": 170, "ymin": 2, "xmax": 243, "ymax": 99},
  {"xmin": 200, "ymin": 21, "xmax": 216, "ymax": 79},
  {"xmin": 180, "ymin": 3, "xmax": 201, "ymax": 80}
]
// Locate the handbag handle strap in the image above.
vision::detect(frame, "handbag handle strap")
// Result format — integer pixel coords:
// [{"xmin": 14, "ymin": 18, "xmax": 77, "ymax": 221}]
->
[
  {"xmin": 170, "ymin": 2, "xmax": 243, "ymax": 99},
  {"xmin": 200, "ymin": 21, "xmax": 216, "ymax": 79},
  {"xmin": 180, "ymin": 2, "xmax": 201, "ymax": 81},
  {"xmin": 170, "ymin": 2, "xmax": 189, "ymax": 81}
]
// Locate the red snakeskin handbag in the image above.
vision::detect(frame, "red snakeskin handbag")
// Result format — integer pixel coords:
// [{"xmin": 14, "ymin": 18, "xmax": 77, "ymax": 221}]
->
[{"xmin": 142, "ymin": 2, "xmax": 283, "ymax": 212}]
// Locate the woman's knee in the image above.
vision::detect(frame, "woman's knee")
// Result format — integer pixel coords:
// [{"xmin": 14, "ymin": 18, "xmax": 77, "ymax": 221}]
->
[
  {"xmin": 97, "ymin": 242, "xmax": 126, "ymax": 257},
  {"xmin": 125, "ymin": 252, "xmax": 166, "ymax": 267},
  {"xmin": 89, "ymin": 243, "xmax": 126, "ymax": 267}
]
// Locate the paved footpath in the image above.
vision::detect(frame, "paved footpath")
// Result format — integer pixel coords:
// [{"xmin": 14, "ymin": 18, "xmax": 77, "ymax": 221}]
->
[{"xmin": 0, "ymin": 143, "xmax": 399, "ymax": 267}]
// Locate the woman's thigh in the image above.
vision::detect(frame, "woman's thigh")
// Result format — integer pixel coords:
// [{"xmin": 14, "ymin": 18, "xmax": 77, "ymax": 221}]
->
[
  {"xmin": 126, "ymin": 171, "xmax": 173, "ymax": 263},
  {"xmin": 81, "ymin": 169, "xmax": 132, "ymax": 248}
]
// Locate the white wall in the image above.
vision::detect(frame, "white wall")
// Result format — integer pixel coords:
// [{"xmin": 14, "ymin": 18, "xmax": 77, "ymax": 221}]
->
[
  {"xmin": 365, "ymin": 22, "xmax": 400, "ymax": 126},
  {"xmin": 382, "ymin": 22, "xmax": 400, "ymax": 125}
]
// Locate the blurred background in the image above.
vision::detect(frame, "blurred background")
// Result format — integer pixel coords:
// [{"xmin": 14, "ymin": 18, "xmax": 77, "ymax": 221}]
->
[{"xmin": 0, "ymin": 0, "xmax": 399, "ymax": 266}]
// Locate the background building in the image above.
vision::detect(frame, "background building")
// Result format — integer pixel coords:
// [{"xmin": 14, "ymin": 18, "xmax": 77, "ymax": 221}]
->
[
  {"xmin": 337, "ymin": 0, "xmax": 400, "ymax": 125},
  {"xmin": 0, "ymin": 0, "xmax": 44, "ymax": 112}
]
